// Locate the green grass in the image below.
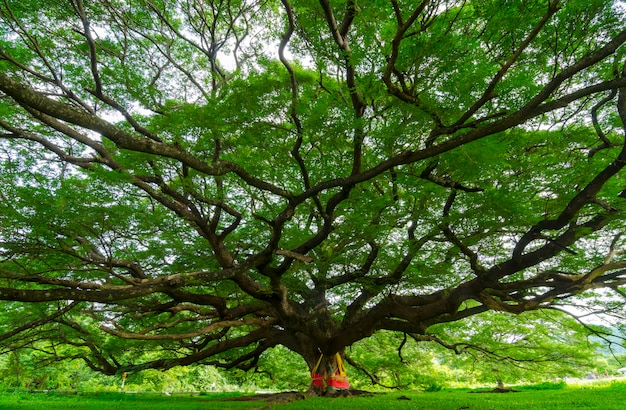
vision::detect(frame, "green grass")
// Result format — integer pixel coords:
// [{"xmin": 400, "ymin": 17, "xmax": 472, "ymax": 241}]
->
[
  {"xmin": 0, "ymin": 391, "xmax": 264, "ymax": 409},
  {"xmin": 282, "ymin": 388, "xmax": 626, "ymax": 410},
  {"xmin": 2, "ymin": 381, "xmax": 626, "ymax": 409}
]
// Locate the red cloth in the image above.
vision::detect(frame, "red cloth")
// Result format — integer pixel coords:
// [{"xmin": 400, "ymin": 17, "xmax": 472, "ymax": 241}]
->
[
  {"xmin": 311, "ymin": 372, "xmax": 325, "ymax": 387},
  {"xmin": 310, "ymin": 354, "xmax": 350, "ymax": 390}
]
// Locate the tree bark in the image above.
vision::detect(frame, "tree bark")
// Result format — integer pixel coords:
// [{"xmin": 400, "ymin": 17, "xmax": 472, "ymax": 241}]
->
[{"xmin": 309, "ymin": 351, "xmax": 350, "ymax": 394}]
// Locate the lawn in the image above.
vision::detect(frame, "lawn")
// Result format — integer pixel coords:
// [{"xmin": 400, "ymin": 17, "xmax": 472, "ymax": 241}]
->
[
  {"xmin": 286, "ymin": 387, "xmax": 626, "ymax": 410},
  {"xmin": 1, "ymin": 382, "xmax": 625, "ymax": 409},
  {"xmin": 0, "ymin": 391, "xmax": 264, "ymax": 410}
]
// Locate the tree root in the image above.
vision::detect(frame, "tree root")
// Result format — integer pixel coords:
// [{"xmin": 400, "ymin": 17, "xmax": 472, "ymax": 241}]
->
[{"xmin": 222, "ymin": 389, "xmax": 376, "ymax": 403}]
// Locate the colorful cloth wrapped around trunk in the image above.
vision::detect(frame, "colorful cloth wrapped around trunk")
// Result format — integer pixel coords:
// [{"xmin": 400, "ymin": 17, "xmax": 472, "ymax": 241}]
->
[{"xmin": 310, "ymin": 353, "xmax": 350, "ymax": 390}]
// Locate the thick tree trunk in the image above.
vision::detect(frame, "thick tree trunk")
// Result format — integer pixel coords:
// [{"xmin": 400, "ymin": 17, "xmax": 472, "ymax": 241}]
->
[
  {"xmin": 279, "ymin": 318, "xmax": 351, "ymax": 394},
  {"xmin": 309, "ymin": 352, "xmax": 350, "ymax": 394}
]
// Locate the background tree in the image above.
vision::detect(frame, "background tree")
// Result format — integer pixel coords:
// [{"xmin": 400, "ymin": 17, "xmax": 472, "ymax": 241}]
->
[
  {"xmin": 1, "ymin": 0, "xmax": 626, "ymax": 389},
  {"xmin": 0, "ymin": 311, "xmax": 608, "ymax": 391}
]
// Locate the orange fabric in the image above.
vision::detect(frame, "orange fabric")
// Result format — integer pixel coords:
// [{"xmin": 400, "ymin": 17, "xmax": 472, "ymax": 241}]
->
[
  {"xmin": 328, "ymin": 374, "xmax": 350, "ymax": 389},
  {"xmin": 310, "ymin": 353, "xmax": 350, "ymax": 390}
]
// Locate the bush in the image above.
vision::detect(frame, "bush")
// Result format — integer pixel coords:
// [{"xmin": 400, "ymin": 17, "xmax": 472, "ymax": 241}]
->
[{"xmin": 425, "ymin": 383, "xmax": 443, "ymax": 392}]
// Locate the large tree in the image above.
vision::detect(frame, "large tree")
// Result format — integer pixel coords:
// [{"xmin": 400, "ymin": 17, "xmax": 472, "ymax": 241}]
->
[{"xmin": 1, "ymin": 0, "xmax": 626, "ymax": 388}]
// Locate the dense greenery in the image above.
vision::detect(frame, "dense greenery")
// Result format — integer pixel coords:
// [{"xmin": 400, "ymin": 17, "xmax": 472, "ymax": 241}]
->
[
  {"xmin": 1, "ymin": 0, "xmax": 626, "ymax": 390},
  {"xmin": 0, "ymin": 310, "xmax": 621, "ymax": 392}
]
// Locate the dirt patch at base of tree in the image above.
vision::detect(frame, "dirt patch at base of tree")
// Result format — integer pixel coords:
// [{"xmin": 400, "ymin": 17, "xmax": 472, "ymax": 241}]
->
[{"xmin": 221, "ymin": 389, "xmax": 376, "ymax": 403}]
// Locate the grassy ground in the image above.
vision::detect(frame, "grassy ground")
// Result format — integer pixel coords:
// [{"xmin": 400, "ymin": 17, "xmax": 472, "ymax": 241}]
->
[
  {"xmin": 286, "ymin": 388, "xmax": 626, "ymax": 410},
  {"xmin": 0, "ymin": 391, "xmax": 264, "ymax": 410},
  {"xmin": 1, "ymin": 381, "xmax": 625, "ymax": 409}
]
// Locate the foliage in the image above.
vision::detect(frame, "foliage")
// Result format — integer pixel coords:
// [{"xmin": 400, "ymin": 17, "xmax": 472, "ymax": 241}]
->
[
  {"xmin": 0, "ymin": 351, "xmax": 234, "ymax": 393},
  {"xmin": 345, "ymin": 310, "xmax": 609, "ymax": 390},
  {"xmin": 227, "ymin": 345, "xmax": 311, "ymax": 392},
  {"xmin": 0, "ymin": 314, "xmax": 612, "ymax": 393},
  {"xmin": 0, "ymin": 0, "xmax": 626, "ymax": 389}
]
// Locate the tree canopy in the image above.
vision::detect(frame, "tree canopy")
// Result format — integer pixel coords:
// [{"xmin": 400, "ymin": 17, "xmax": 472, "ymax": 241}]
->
[{"xmin": 1, "ymin": 0, "xmax": 626, "ymax": 383}]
